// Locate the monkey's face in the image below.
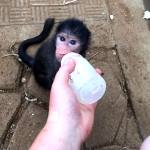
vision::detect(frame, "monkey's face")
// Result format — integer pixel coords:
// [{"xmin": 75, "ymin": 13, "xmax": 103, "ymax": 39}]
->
[{"xmin": 55, "ymin": 32, "xmax": 81, "ymax": 61}]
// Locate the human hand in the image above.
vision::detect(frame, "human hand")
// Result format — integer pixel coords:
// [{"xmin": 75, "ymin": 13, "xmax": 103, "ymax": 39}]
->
[
  {"xmin": 30, "ymin": 59, "xmax": 103, "ymax": 150},
  {"xmin": 140, "ymin": 136, "xmax": 150, "ymax": 150},
  {"xmin": 46, "ymin": 60, "xmax": 102, "ymax": 145}
]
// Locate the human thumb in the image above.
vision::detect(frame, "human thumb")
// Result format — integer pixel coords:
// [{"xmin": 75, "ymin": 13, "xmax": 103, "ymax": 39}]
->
[{"xmin": 53, "ymin": 59, "xmax": 76, "ymax": 86}]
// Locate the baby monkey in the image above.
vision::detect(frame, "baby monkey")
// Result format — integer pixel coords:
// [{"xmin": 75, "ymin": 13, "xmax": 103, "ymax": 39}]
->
[{"xmin": 18, "ymin": 18, "xmax": 91, "ymax": 89}]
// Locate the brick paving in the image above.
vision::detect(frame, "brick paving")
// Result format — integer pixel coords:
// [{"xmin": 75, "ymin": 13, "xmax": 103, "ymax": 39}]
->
[{"xmin": 0, "ymin": 0, "xmax": 150, "ymax": 149}]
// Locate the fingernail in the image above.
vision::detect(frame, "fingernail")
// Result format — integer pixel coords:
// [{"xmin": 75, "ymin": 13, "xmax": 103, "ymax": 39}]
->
[
  {"xmin": 101, "ymin": 72, "xmax": 104, "ymax": 76},
  {"xmin": 62, "ymin": 58, "xmax": 74, "ymax": 66}
]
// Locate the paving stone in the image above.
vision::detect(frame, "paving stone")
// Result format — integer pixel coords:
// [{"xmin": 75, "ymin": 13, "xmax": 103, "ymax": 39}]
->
[
  {"xmin": 0, "ymin": 25, "xmax": 47, "ymax": 90},
  {"xmin": 87, "ymin": 47, "xmax": 123, "ymax": 84},
  {"xmin": 114, "ymin": 110, "xmax": 127, "ymax": 145},
  {"xmin": 0, "ymin": 25, "xmax": 44, "ymax": 51},
  {"xmin": 85, "ymin": 50, "xmax": 127, "ymax": 147},
  {"xmin": 0, "ymin": 0, "xmax": 117, "ymax": 30},
  {"xmin": 107, "ymin": 0, "xmax": 150, "ymax": 138},
  {"xmin": 0, "ymin": 0, "xmax": 147, "ymax": 148},
  {"xmin": 114, "ymin": 109, "xmax": 142, "ymax": 149},
  {"xmin": 96, "ymin": 146, "xmax": 138, "ymax": 150},
  {"xmin": 126, "ymin": 111, "xmax": 142, "ymax": 148},
  {"xmin": 7, "ymin": 103, "xmax": 48, "ymax": 150},
  {"xmin": 86, "ymin": 0, "xmax": 115, "ymax": 48},
  {"xmin": 0, "ymin": 93, "xmax": 21, "ymax": 143},
  {"xmin": 27, "ymin": 75, "xmax": 49, "ymax": 103},
  {"xmin": 143, "ymin": 0, "xmax": 150, "ymax": 10},
  {"xmin": 0, "ymin": 0, "xmax": 115, "ymax": 48},
  {"xmin": 95, "ymin": 145, "xmax": 124, "ymax": 150},
  {"xmin": 88, "ymin": 22, "xmax": 115, "ymax": 48},
  {"xmin": 0, "ymin": 56, "xmax": 20, "ymax": 89}
]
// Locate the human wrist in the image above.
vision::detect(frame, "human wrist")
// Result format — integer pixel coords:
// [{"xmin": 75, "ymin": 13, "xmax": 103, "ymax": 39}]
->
[{"xmin": 43, "ymin": 120, "xmax": 81, "ymax": 150}]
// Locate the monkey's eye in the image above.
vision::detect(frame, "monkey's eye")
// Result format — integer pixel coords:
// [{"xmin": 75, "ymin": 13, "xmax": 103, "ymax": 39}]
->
[
  {"xmin": 70, "ymin": 40, "xmax": 76, "ymax": 45},
  {"xmin": 60, "ymin": 36, "xmax": 66, "ymax": 41}
]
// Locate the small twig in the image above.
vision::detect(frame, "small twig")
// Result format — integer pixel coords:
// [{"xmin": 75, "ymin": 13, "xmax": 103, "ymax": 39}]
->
[
  {"xmin": 88, "ymin": 51, "xmax": 100, "ymax": 61},
  {"xmin": 1, "ymin": 54, "xmax": 19, "ymax": 58},
  {"xmin": 24, "ymin": 91, "xmax": 37, "ymax": 102},
  {"xmin": 1, "ymin": 41, "xmax": 23, "ymax": 62},
  {"xmin": 1, "ymin": 41, "xmax": 21, "ymax": 61},
  {"xmin": 25, "ymin": 96, "xmax": 37, "ymax": 102},
  {"xmin": 31, "ymin": 0, "xmax": 78, "ymax": 6},
  {"xmin": 0, "ymin": 89, "xmax": 5, "ymax": 92},
  {"xmin": 9, "ymin": 41, "xmax": 18, "ymax": 52},
  {"xmin": 1, "ymin": 53, "xmax": 22, "ymax": 62},
  {"xmin": 63, "ymin": 0, "xmax": 78, "ymax": 5}
]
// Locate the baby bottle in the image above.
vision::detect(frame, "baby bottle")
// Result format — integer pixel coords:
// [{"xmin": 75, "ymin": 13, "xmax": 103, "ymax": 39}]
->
[{"xmin": 61, "ymin": 52, "xmax": 106, "ymax": 104}]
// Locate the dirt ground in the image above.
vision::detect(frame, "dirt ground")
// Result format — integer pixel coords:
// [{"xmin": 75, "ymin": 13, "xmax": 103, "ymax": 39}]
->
[{"xmin": 0, "ymin": 0, "xmax": 150, "ymax": 150}]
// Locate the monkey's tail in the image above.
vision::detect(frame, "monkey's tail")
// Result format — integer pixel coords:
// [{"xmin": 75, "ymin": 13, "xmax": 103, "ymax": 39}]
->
[{"xmin": 18, "ymin": 18, "xmax": 55, "ymax": 67}]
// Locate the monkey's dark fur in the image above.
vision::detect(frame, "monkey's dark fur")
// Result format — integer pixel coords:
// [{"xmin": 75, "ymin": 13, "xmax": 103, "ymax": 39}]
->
[{"xmin": 18, "ymin": 18, "xmax": 91, "ymax": 89}]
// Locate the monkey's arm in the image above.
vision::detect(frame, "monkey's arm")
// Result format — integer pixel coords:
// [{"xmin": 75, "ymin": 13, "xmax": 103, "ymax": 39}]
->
[
  {"xmin": 18, "ymin": 18, "xmax": 55, "ymax": 67},
  {"xmin": 32, "ymin": 39, "xmax": 60, "ymax": 89}
]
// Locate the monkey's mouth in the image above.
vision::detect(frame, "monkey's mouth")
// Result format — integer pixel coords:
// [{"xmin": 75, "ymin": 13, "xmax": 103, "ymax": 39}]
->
[{"xmin": 56, "ymin": 53, "xmax": 66, "ymax": 61}]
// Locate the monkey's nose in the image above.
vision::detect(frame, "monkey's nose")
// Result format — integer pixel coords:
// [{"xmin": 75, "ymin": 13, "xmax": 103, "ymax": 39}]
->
[{"xmin": 58, "ymin": 47, "xmax": 71, "ymax": 54}]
